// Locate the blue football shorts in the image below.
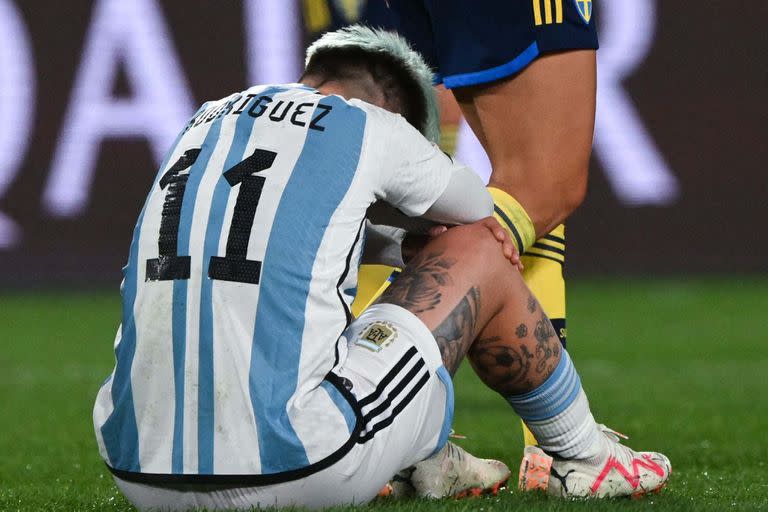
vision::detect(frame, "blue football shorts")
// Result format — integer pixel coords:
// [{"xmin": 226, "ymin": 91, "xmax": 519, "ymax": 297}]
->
[{"xmin": 382, "ymin": 0, "xmax": 599, "ymax": 88}]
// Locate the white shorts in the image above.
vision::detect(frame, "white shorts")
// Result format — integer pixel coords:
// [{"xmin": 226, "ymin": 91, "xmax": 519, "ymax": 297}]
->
[{"xmin": 115, "ymin": 303, "xmax": 454, "ymax": 511}]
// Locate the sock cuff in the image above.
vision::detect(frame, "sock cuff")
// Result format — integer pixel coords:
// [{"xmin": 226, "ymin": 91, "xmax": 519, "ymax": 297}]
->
[
  {"xmin": 527, "ymin": 389, "xmax": 602, "ymax": 459},
  {"xmin": 505, "ymin": 350, "xmax": 581, "ymax": 422},
  {"xmin": 487, "ymin": 187, "xmax": 536, "ymax": 254}
]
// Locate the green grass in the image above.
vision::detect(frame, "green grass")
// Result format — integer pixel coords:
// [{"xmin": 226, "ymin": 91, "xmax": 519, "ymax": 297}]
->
[{"xmin": 1, "ymin": 278, "xmax": 767, "ymax": 511}]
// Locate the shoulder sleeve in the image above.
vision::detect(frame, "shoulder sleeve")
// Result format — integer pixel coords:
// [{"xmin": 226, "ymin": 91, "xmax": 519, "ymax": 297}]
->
[
  {"xmin": 355, "ymin": 101, "xmax": 492, "ymax": 223},
  {"xmin": 359, "ymin": 105, "xmax": 455, "ymax": 217}
]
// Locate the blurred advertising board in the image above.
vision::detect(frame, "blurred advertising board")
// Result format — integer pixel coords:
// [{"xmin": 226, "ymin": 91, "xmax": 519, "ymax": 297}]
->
[{"xmin": 0, "ymin": 0, "xmax": 764, "ymax": 285}]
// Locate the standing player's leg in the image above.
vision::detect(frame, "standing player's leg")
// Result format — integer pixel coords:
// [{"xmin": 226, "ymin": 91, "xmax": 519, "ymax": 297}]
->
[
  {"xmin": 453, "ymin": 49, "xmax": 595, "ymax": 236},
  {"xmin": 378, "ymin": 220, "xmax": 670, "ymax": 498}
]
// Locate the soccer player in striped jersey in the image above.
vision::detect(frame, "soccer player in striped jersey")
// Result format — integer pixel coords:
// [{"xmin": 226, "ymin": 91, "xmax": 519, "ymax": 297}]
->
[{"xmin": 93, "ymin": 26, "xmax": 669, "ymax": 510}]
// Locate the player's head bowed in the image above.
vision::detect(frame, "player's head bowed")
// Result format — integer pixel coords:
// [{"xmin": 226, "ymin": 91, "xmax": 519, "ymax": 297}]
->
[{"xmin": 303, "ymin": 25, "xmax": 440, "ymax": 144}]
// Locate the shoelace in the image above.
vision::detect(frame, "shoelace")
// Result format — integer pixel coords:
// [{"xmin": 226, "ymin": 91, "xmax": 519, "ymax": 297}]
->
[{"xmin": 598, "ymin": 424, "xmax": 629, "ymax": 443}]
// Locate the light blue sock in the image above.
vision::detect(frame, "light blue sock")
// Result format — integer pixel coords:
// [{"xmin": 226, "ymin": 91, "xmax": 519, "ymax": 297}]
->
[{"xmin": 505, "ymin": 350, "xmax": 602, "ymax": 459}]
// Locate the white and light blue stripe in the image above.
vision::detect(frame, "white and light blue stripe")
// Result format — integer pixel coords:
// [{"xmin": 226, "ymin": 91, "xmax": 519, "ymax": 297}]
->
[
  {"xmin": 196, "ymin": 86, "xmax": 287, "ymax": 473},
  {"xmin": 248, "ymin": 95, "xmax": 366, "ymax": 473},
  {"xmin": 98, "ymin": 108, "xmax": 206, "ymax": 471},
  {"xmin": 505, "ymin": 350, "xmax": 581, "ymax": 422},
  {"xmin": 170, "ymin": 115, "xmax": 227, "ymax": 473}
]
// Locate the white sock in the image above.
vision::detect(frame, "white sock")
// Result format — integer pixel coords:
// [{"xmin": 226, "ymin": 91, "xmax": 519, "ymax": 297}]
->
[{"xmin": 505, "ymin": 350, "xmax": 603, "ymax": 459}]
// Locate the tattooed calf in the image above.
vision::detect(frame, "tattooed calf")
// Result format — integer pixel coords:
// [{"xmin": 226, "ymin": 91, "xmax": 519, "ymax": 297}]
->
[
  {"xmin": 431, "ymin": 287, "xmax": 481, "ymax": 375},
  {"xmin": 534, "ymin": 311, "xmax": 560, "ymax": 374},
  {"xmin": 470, "ymin": 336, "xmax": 534, "ymax": 394},
  {"xmin": 527, "ymin": 295, "xmax": 538, "ymax": 313}
]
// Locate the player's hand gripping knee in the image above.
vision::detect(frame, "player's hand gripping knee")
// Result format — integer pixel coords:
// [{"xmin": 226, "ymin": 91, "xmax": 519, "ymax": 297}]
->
[{"xmin": 477, "ymin": 217, "xmax": 524, "ymax": 272}]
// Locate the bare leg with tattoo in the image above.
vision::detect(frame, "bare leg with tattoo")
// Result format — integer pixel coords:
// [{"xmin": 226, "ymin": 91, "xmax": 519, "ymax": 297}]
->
[
  {"xmin": 380, "ymin": 221, "xmax": 563, "ymax": 391},
  {"xmin": 379, "ymin": 218, "xmax": 671, "ymax": 498}
]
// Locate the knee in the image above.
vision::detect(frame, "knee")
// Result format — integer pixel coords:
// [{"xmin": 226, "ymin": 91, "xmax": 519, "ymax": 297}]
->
[
  {"xmin": 447, "ymin": 221, "xmax": 511, "ymax": 266},
  {"xmin": 557, "ymin": 174, "xmax": 587, "ymax": 217},
  {"xmin": 530, "ymin": 158, "xmax": 588, "ymax": 218},
  {"xmin": 492, "ymin": 164, "xmax": 588, "ymax": 232}
]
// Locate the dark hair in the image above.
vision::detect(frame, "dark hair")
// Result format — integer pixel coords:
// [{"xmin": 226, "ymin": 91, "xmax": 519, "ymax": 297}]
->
[{"xmin": 302, "ymin": 47, "xmax": 427, "ymax": 133}]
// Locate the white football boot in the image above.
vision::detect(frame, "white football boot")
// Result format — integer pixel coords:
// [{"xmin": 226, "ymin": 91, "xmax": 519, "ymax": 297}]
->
[
  {"xmin": 409, "ymin": 441, "xmax": 511, "ymax": 499},
  {"xmin": 519, "ymin": 425, "xmax": 671, "ymax": 498}
]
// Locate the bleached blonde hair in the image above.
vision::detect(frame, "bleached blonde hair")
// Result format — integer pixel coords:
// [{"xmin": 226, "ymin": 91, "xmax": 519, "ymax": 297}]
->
[{"xmin": 305, "ymin": 25, "xmax": 440, "ymax": 144}]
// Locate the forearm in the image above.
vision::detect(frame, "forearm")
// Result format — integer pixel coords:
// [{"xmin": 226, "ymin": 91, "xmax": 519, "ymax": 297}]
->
[
  {"xmin": 365, "ymin": 164, "xmax": 493, "ymax": 266},
  {"xmin": 422, "ymin": 164, "xmax": 493, "ymax": 225}
]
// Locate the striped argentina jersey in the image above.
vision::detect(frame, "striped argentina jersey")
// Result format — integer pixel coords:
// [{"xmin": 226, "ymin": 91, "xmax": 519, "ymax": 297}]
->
[{"xmin": 93, "ymin": 84, "xmax": 456, "ymax": 483}]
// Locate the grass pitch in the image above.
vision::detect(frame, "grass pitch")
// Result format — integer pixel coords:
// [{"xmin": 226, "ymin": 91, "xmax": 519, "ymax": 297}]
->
[{"xmin": 1, "ymin": 278, "xmax": 767, "ymax": 511}]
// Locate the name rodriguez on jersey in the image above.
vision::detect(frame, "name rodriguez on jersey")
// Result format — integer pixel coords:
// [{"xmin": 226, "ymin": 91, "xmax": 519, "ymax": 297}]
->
[{"xmin": 184, "ymin": 91, "xmax": 334, "ymax": 135}]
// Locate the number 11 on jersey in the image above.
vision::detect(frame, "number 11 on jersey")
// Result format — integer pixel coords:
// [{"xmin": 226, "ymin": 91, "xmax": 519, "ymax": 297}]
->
[{"xmin": 146, "ymin": 147, "xmax": 277, "ymax": 285}]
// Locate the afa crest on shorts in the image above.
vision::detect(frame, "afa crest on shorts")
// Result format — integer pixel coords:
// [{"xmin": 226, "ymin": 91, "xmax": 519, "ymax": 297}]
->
[
  {"xmin": 355, "ymin": 321, "xmax": 398, "ymax": 352},
  {"xmin": 574, "ymin": 0, "xmax": 593, "ymax": 24}
]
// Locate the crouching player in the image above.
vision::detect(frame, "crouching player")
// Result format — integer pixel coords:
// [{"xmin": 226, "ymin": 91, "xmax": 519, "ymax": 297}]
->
[{"xmin": 93, "ymin": 26, "xmax": 669, "ymax": 510}]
